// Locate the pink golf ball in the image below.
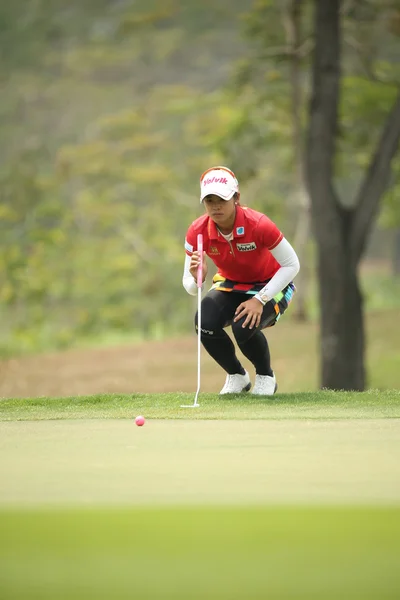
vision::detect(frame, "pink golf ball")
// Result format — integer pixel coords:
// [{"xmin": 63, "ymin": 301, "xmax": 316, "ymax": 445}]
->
[{"xmin": 135, "ymin": 415, "xmax": 145, "ymax": 427}]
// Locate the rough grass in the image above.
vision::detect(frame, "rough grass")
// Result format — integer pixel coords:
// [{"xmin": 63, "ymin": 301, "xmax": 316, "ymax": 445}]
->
[{"xmin": 0, "ymin": 389, "xmax": 399, "ymax": 421}]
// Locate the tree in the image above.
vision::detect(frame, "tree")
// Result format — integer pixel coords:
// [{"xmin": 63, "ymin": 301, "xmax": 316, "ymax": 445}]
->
[{"xmin": 305, "ymin": 0, "xmax": 400, "ymax": 390}]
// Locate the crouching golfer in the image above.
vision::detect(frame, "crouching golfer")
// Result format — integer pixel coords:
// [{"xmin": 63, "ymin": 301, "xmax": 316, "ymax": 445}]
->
[{"xmin": 182, "ymin": 166, "xmax": 300, "ymax": 396}]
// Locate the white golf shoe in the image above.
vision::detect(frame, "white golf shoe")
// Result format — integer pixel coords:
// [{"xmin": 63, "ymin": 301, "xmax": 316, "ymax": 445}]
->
[
  {"xmin": 251, "ymin": 373, "xmax": 278, "ymax": 396},
  {"xmin": 219, "ymin": 370, "xmax": 251, "ymax": 395}
]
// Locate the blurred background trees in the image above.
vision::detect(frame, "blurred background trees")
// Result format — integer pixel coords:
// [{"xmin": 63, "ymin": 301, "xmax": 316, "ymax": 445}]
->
[{"xmin": 1, "ymin": 0, "xmax": 399, "ymax": 389}]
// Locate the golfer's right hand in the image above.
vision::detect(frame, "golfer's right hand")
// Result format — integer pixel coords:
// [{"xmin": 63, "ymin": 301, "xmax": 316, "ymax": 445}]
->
[{"xmin": 189, "ymin": 251, "xmax": 207, "ymax": 283}]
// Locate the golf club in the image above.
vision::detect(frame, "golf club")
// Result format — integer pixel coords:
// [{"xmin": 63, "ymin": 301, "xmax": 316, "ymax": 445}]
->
[{"xmin": 181, "ymin": 233, "xmax": 203, "ymax": 408}]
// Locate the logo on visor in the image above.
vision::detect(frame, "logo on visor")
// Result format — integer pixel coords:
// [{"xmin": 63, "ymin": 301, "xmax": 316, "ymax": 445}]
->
[{"xmin": 203, "ymin": 177, "xmax": 228, "ymax": 186}]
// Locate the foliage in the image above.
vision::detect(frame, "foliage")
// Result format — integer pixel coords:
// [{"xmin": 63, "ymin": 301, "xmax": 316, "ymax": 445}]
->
[
  {"xmin": 0, "ymin": 0, "xmax": 253, "ymax": 355},
  {"xmin": 1, "ymin": 0, "xmax": 399, "ymax": 356},
  {"xmin": 218, "ymin": 0, "xmax": 400, "ymax": 213}
]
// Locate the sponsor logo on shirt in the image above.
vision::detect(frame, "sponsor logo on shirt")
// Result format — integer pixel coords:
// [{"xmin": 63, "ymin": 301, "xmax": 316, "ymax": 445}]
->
[
  {"xmin": 236, "ymin": 241, "xmax": 257, "ymax": 252},
  {"xmin": 209, "ymin": 246, "xmax": 220, "ymax": 255},
  {"xmin": 236, "ymin": 226, "xmax": 245, "ymax": 235}
]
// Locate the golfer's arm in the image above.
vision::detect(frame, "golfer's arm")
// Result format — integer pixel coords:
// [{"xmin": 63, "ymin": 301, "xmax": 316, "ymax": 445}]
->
[
  {"xmin": 182, "ymin": 254, "xmax": 199, "ymax": 296},
  {"xmin": 254, "ymin": 238, "xmax": 300, "ymax": 303}
]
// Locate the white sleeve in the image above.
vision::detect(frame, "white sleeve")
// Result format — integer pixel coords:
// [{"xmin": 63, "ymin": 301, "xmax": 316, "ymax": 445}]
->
[
  {"xmin": 182, "ymin": 254, "xmax": 199, "ymax": 296},
  {"xmin": 255, "ymin": 238, "xmax": 300, "ymax": 302}
]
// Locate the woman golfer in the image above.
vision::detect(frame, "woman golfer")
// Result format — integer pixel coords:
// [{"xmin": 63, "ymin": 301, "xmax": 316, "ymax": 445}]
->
[{"xmin": 182, "ymin": 166, "xmax": 300, "ymax": 395}]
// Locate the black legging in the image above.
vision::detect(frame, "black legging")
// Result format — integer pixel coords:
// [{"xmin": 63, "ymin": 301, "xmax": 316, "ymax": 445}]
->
[{"xmin": 194, "ymin": 289, "xmax": 281, "ymax": 376}]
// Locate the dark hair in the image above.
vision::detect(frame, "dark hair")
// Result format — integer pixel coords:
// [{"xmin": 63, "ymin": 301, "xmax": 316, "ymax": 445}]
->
[{"xmin": 233, "ymin": 192, "xmax": 241, "ymax": 205}]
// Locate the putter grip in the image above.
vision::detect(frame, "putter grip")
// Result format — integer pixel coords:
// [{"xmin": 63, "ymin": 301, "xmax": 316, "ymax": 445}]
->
[{"xmin": 197, "ymin": 233, "xmax": 203, "ymax": 288}]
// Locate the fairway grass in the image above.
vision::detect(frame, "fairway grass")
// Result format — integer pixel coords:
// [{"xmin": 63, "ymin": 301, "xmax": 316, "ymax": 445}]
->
[{"xmin": 1, "ymin": 507, "xmax": 400, "ymax": 600}]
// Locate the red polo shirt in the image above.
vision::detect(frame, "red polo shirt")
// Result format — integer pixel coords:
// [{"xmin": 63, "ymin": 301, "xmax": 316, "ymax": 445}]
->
[{"xmin": 185, "ymin": 206, "xmax": 283, "ymax": 283}]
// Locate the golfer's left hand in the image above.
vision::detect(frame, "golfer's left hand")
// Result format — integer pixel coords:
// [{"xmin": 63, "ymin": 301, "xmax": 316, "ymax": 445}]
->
[{"xmin": 234, "ymin": 298, "xmax": 264, "ymax": 329}]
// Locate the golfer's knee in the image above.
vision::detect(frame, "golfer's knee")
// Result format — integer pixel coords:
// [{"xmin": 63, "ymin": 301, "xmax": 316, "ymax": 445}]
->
[
  {"xmin": 194, "ymin": 311, "xmax": 217, "ymax": 338},
  {"xmin": 194, "ymin": 295, "xmax": 222, "ymax": 338},
  {"xmin": 231, "ymin": 319, "xmax": 255, "ymax": 345}
]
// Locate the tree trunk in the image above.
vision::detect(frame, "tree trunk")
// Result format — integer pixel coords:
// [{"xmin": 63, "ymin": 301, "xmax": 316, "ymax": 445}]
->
[
  {"xmin": 310, "ymin": 183, "xmax": 366, "ymax": 389},
  {"xmin": 318, "ymin": 221, "xmax": 365, "ymax": 390},
  {"xmin": 306, "ymin": 0, "xmax": 366, "ymax": 389}
]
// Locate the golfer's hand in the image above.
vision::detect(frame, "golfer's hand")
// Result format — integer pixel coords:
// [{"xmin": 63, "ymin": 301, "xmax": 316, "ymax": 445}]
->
[
  {"xmin": 234, "ymin": 298, "xmax": 263, "ymax": 329},
  {"xmin": 189, "ymin": 251, "xmax": 207, "ymax": 283}
]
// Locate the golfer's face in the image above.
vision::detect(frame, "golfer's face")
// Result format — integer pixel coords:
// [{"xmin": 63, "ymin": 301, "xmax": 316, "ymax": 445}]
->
[{"xmin": 203, "ymin": 195, "xmax": 235, "ymax": 227}]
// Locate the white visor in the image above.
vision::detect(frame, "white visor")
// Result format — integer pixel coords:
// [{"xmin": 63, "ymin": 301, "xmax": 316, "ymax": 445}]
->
[{"xmin": 200, "ymin": 167, "xmax": 239, "ymax": 202}]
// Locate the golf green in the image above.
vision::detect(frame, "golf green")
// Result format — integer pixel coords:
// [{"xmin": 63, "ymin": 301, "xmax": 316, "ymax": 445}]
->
[
  {"xmin": 1, "ymin": 416, "xmax": 399, "ymax": 598},
  {"xmin": 1, "ymin": 419, "xmax": 399, "ymax": 505}
]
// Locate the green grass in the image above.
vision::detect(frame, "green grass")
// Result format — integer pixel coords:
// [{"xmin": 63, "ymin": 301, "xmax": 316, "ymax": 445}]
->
[
  {"xmin": 1, "ymin": 507, "xmax": 400, "ymax": 599},
  {"xmin": 1, "ymin": 390, "xmax": 400, "ymax": 599},
  {"xmin": 2, "ymin": 417, "xmax": 399, "ymax": 506},
  {"xmin": 1, "ymin": 389, "xmax": 399, "ymax": 421}
]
